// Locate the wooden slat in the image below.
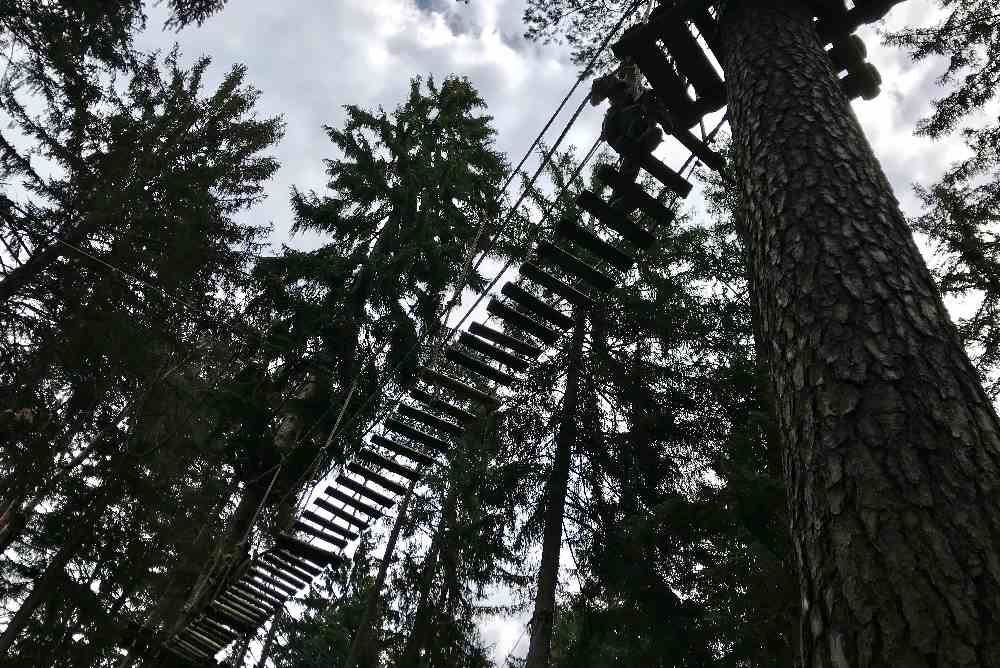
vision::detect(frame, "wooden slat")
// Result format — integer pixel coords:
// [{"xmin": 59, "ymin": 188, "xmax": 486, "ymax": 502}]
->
[
  {"xmin": 384, "ymin": 418, "xmax": 451, "ymax": 455},
  {"xmin": 196, "ymin": 616, "xmax": 237, "ymax": 641},
  {"xmin": 187, "ymin": 627, "xmax": 227, "ymax": 651},
  {"xmin": 408, "ymin": 388, "xmax": 477, "ymax": 424},
  {"xmin": 235, "ymin": 579, "xmax": 283, "ymax": 607},
  {"xmin": 500, "ymin": 283, "xmax": 575, "ymax": 329},
  {"xmin": 459, "ymin": 332, "xmax": 530, "ymax": 370},
  {"xmin": 331, "ymin": 478, "xmax": 394, "ymax": 509},
  {"xmin": 486, "ymin": 298, "xmax": 559, "ymax": 344},
  {"xmin": 468, "ymin": 321, "xmax": 543, "ymax": 358},
  {"xmin": 446, "ymin": 348, "xmax": 516, "ymax": 386},
  {"xmin": 302, "ymin": 508, "xmax": 360, "ymax": 538},
  {"xmin": 248, "ymin": 571, "xmax": 295, "ymax": 597},
  {"xmin": 185, "ymin": 628, "xmax": 225, "ymax": 653},
  {"xmin": 347, "ymin": 461, "xmax": 409, "ymax": 495},
  {"xmin": 613, "ymin": 37, "xmax": 698, "ymax": 128},
  {"xmin": 636, "ymin": 151, "xmax": 693, "ymax": 197},
  {"xmin": 173, "ymin": 638, "xmax": 212, "ymax": 660},
  {"xmin": 554, "ymin": 219, "xmax": 634, "ymax": 271},
  {"xmin": 417, "ymin": 366, "xmax": 498, "ymax": 408},
  {"xmin": 370, "ymin": 434, "xmax": 435, "ymax": 468},
  {"xmin": 214, "ymin": 597, "xmax": 264, "ymax": 624},
  {"xmin": 536, "ymin": 241, "xmax": 615, "ymax": 292},
  {"xmin": 310, "ymin": 500, "xmax": 368, "ymax": 531},
  {"xmin": 249, "ymin": 567, "xmax": 298, "ymax": 595},
  {"xmin": 207, "ymin": 607, "xmax": 253, "ymax": 633},
  {"xmin": 221, "ymin": 590, "xmax": 270, "ymax": 618},
  {"xmin": 256, "ymin": 560, "xmax": 308, "ymax": 590},
  {"xmin": 519, "ymin": 262, "xmax": 593, "ymax": 307},
  {"xmin": 358, "ymin": 447, "xmax": 421, "ymax": 480},
  {"xmin": 575, "ymin": 191, "xmax": 656, "ymax": 249},
  {"xmin": 659, "ymin": 21, "xmax": 725, "ymax": 104},
  {"xmin": 326, "ymin": 487, "xmax": 383, "ymax": 518},
  {"xmin": 273, "ymin": 548, "xmax": 322, "ymax": 576},
  {"xmin": 293, "ymin": 521, "xmax": 348, "ymax": 549},
  {"xmin": 396, "ymin": 403, "xmax": 465, "ymax": 437},
  {"xmin": 262, "ymin": 552, "xmax": 315, "ymax": 584},
  {"xmin": 593, "ymin": 167, "xmax": 676, "ymax": 227},
  {"xmin": 277, "ymin": 531, "xmax": 343, "ymax": 567}
]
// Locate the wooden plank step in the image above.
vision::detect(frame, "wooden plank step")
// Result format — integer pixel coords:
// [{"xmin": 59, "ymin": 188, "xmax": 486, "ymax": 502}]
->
[
  {"xmin": 222, "ymin": 588, "xmax": 271, "ymax": 615},
  {"xmin": 273, "ymin": 548, "xmax": 322, "ymax": 576},
  {"xmin": 304, "ymin": 507, "xmax": 362, "ymax": 536},
  {"xmin": 174, "ymin": 636, "xmax": 213, "ymax": 659},
  {"xmin": 311, "ymin": 498, "xmax": 368, "ymax": 531},
  {"xmin": 331, "ymin": 478, "xmax": 394, "ymax": 509},
  {"xmin": 468, "ymin": 321, "xmax": 543, "ymax": 358},
  {"xmin": 408, "ymin": 388, "xmax": 477, "ymax": 424},
  {"xmin": 370, "ymin": 434, "xmax": 435, "ymax": 468},
  {"xmin": 638, "ymin": 151, "xmax": 693, "ymax": 197},
  {"xmin": 486, "ymin": 297, "xmax": 559, "ymax": 344},
  {"xmin": 358, "ymin": 447, "xmax": 421, "ymax": 480},
  {"xmin": 536, "ymin": 241, "xmax": 615, "ymax": 292},
  {"xmin": 256, "ymin": 560, "xmax": 308, "ymax": 589},
  {"xmin": 500, "ymin": 283, "xmax": 575, "ymax": 329},
  {"xmin": 828, "ymin": 34, "xmax": 865, "ymax": 72},
  {"xmin": 188, "ymin": 624, "xmax": 230, "ymax": 648},
  {"xmin": 263, "ymin": 552, "xmax": 316, "ymax": 582},
  {"xmin": 519, "ymin": 263, "xmax": 593, "ymax": 308},
  {"xmin": 207, "ymin": 607, "xmax": 253, "ymax": 633},
  {"xmin": 247, "ymin": 573, "xmax": 294, "ymax": 599},
  {"xmin": 233, "ymin": 587, "xmax": 280, "ymax": 616},
  {"xmin": 637, "ymin": 100, "xmax": 727, "ymax": 173},
  {"xmin": 234, "ymin": 579, "xmax": 284, "ymax": 607},
  {"xmin": 659, "ymin": 20, "xmax": 725, "ymax": 104},
  {"xmin": 575, "ymin": 191, "xmax": 656, "ymax": 249},
  {"xmin": 417, "ymin": 366, "xmax": 498, "ymax": 408},
  {"xmin": 327, "ymin": 487, "xmax": 383, "ymax": 518},
  {"xmin": 185, "ymin": 628, "xmax": 225, "ymax": 653},
  {"xmin": 193, "ymin": 616, "xmax": 235, "ymax": 640},
  {"xmin": 841, "ymin": 62, "xmax": 881, "ymax": 101},
  {"xmin": 384, "ymin": 418, "xmax": 451, "ymax": 455},
  {"xmin": 396, "ymin": 403, "xmax": 465, "ymax": 437},
  {"xmin": 215, "ymin": 596, "xmax": 265, "ymax": 623},
  {"xmin": 446, "ymin": 347, "xmax": 516, "ymax": 386},
  {"xmin": 196, "ymin": 615, "xmax": 237, "ymax": 640},
  {"xmin": 249, "ymin": 567, "xmax": 298, "ymax": 596},
  {"xmin": 347, "ymin": 461, "xmax": 409, "ymax": 496},
  {"xmin": 593, "ymin": 166, "xmax": 675, "ymax": 227},
  {"xmin": 459, "ymin": 332, "xmax": 530, "ymax": 370},
  {"xmin": 613, "ymin": 32, "xmax": 698, "ymax": 128},
  {"xmin": 554, "ymin": 218, "xmax": 634, "ymax": 271},
  {"xmin": 293, "ymin": 521, "xmax": 348, "ymax": 549},
  {"xmin": 691, "ymin": 9, "xmax": 723, "ymax": 63},
  {"xmin": 219, "ymin": 589, "xmax": 269, "ymax": 618},
  {"xmin": 276, "ymin": 532, "xmax": 342, "ymax": 568}
]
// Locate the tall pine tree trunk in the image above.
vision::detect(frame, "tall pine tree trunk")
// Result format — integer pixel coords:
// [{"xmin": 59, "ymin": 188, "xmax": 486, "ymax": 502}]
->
[
  {"xmin": 721, "ymin": 1, "xmax": 1000, "ymax": 664},
  {"xmin": 345, "ymin": 474, "xmax": 419, "ymax": 668},
  {"xmin": 524, "ymin": 311, "xmax": 585, "ymax": 668},
  {"xmin": 396, "ymin": 481, "xmax": 458, "ymax": 667}
]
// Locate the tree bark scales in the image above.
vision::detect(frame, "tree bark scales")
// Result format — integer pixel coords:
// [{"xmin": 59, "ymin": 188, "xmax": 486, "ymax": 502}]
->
[{"xmin": 721, "ymin": 1, "xmax": 1000, "ymax": 665}]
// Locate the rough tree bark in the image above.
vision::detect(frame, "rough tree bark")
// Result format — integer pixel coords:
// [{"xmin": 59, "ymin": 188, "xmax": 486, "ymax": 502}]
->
[
  {"xmin": 721, "ymin": 0, "xmax": 1000, "ymax": 665},
  {"xmin": 524, "ymin": 311, "xmax": 585, "ymax": 668}
]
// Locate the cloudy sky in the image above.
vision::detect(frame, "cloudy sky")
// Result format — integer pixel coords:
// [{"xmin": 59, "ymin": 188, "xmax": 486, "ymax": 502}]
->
[{"xmin": 133, "ymin": 0, "xmax": 968, "ymax": 662}]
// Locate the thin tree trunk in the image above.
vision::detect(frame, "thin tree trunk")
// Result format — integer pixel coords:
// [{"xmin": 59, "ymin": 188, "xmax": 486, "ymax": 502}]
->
[
  {"xmin": 396, "ymin": 482, "xmax": 458, "ymax": 668},
  {"xmin": 722, "ymin": 1, "xmax": 1000, "ymax": 664},
  {"xmin": 344, "ymin": 473, "xmax": 419, "ymax": 668},
  {"xmin": 254, "ymin": 613, "xmax": 281, "ymax": 668},
  {"xmin": 524, "ymin": 311, "xmax": 585, "ymax": 668}
]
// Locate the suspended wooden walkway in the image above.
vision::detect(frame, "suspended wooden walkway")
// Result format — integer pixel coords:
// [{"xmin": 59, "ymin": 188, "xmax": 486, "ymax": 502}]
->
[{"xmin": 155, "ymin": 1, "xmax": 901, "ymax": 663}]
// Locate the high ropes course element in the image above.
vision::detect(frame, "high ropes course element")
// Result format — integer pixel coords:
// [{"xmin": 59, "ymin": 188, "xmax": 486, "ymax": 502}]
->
[{"xmin": 109, "ymin": 0, "xmax": 904, "ymax": 664}]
